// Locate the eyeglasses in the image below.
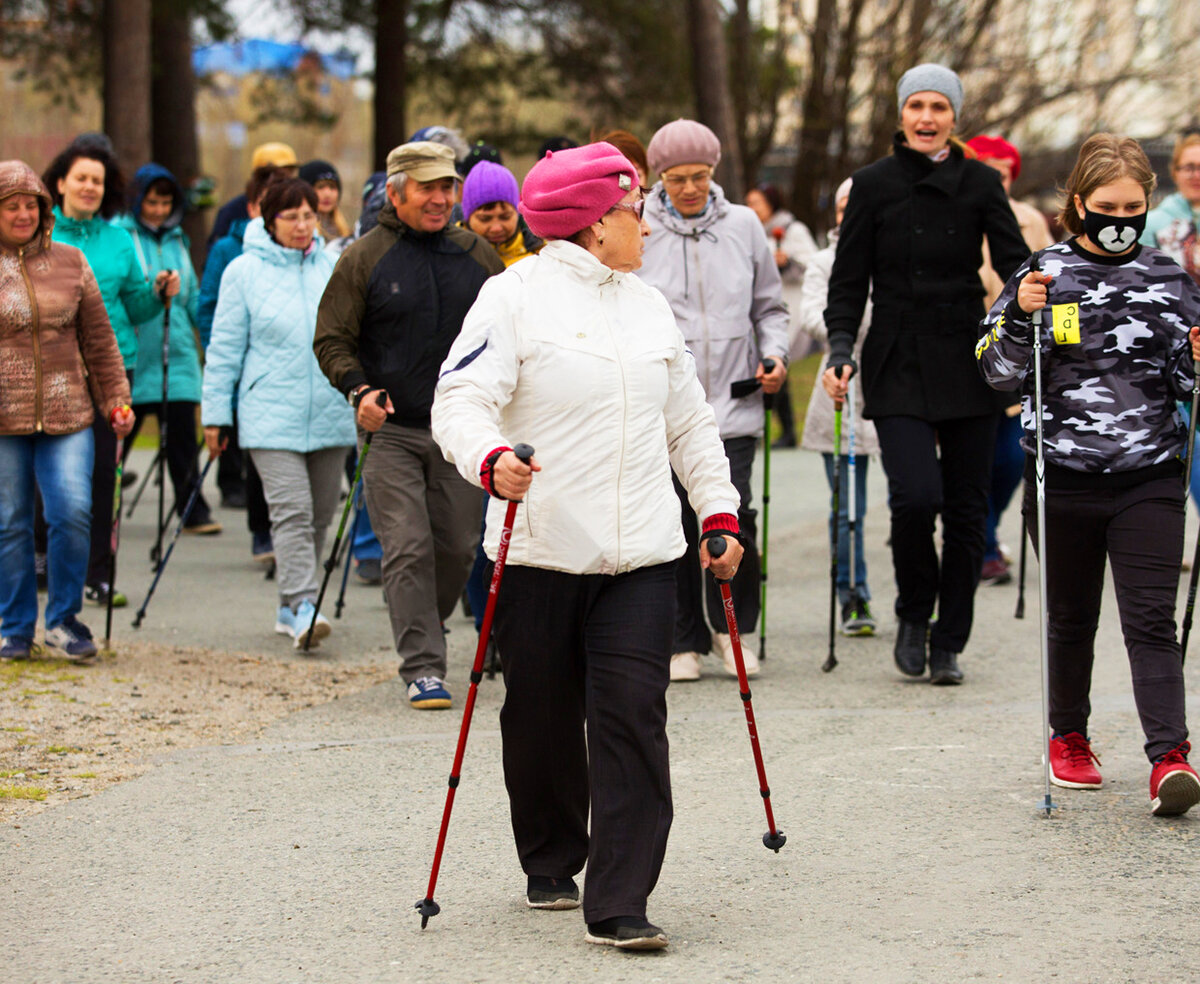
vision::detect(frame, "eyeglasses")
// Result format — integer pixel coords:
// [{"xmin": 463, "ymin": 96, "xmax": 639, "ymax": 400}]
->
[
  {"xmin": 608, "ymin": 197, "xmax": 646, "ymax": 220},
  {"xmin": 662, "ymin": 170, "xmax": 712, "ymax": 190},
  {"xmin": 275, "ymin": 210, "xmax": 317, "ymax": 224},
  {"xmin": 1176, "ymin": 164, "xmax": 1200, "ymax": 176}
]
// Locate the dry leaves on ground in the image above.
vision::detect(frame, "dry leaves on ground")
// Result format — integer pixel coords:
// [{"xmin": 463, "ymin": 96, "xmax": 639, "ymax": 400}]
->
[{"xmin": 0, "ymin": 643, "xmax": 391, "ymax": 824}]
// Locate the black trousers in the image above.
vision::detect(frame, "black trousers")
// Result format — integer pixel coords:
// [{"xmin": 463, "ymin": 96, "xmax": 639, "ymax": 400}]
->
[
  {"xmin": 874, "ymin": 414, "xmax": 994, "ymax": 653},
  {"xmin": 673, "ymin": 435, "xmax": 759, "ymax": 654},
  {"xmin": 493, "ymin": 561, "xmax": 676, "ymax": 924},
  {"xmin": 126, "ymin": 401, "xmax": 211, "ymax": 523},
  {"xmin": 1024, "ymin": 472, "xmax": 1188, "ymax": 761}
]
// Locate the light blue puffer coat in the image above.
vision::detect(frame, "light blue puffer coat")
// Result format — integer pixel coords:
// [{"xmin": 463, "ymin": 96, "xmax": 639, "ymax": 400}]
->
[{"xmin": 201, "ymin": 218, "xmax": 355, "ymax": 451}]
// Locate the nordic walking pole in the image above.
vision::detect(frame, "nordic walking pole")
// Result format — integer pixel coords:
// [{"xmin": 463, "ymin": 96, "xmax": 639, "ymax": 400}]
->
[
  {"xmin": 132, "ymin": 443, "xmax": 221, "ymax": 629},
  {"xmin": 302, "ymin": 392, "xmax": 387, "ymax": 650},
  {"xmin": 1180, "ymin": 354, "xmax": 1200, "ymax": 663},
  {"xmin": 1015, "ymin": 519, "xmax": 1027, "ymax": 619},
  {"xmin": 417, "ymin": 443, "xmax": 535, "ymax": 929},
  {"xmin": 104, "ymin": 438, "xmax": 125, "ymax": 650},
  {"xmin": 1030, "ymin": 253, "xmax": 1057, "ymax": 817},
  {"xmin": 152, "ymin": 283, "xmax": 173, "ymax": 566},
  {"xmin": 760, "ymin": 356, "xmax": 776, "ymax": 661},
  {"xmin": 334, "ymin": 495, "xmax": 363, "ymax": 620},
  {"xmin": 846, "ymin": 375, "xmax": 858, "ymax": 623},
  {"xmin": 823, "ymin": 392, "xmax": 843, "ymax": 673},
  {"xmin": 124, "ymin": 446, "xmax": 161, "ymax": 520},
  {"xmin": 708, "ymin": 535, "xmax": 786, "ymax": 852}
]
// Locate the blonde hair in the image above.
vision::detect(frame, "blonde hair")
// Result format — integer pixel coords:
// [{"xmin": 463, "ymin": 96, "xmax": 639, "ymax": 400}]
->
[
  {"xmin": 1057, "ymin": 133, "xmax": 1156, "ymax": 236},
  {"xmin": 1171, "ymin": 132, "xmax": 1200, "ymax": 172}
]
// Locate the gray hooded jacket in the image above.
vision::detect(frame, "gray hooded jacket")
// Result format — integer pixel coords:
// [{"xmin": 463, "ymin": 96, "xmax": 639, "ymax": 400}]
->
[{"xmin": 639, "ymin": 182, "xmax": 790, "ymax": 440}]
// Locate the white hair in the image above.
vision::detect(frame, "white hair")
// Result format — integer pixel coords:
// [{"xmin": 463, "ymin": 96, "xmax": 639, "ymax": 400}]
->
[{"xmin": 387, "ymin": 171, "xmax": 407, "ymax": 202}]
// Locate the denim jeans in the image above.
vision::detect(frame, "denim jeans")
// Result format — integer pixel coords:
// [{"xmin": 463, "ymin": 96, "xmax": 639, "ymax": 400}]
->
[
  {"xmin": 822, "ymin": 452, "xmax": 871, "ymax": 605},
  {"xmin": 0, "ymin": 429, "xmax": 94, "ymax": 639}
]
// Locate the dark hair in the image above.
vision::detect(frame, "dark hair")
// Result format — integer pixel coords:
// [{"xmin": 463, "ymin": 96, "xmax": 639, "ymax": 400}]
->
[
  {"xmin": 245, "ymin": 165, "xmax": 285, "ymax": 205},
  {"xmin": 260, "ymin": 178, "xmax": 318, "ymax": 239},
  {"xmin": 42, "ymin": 139, "xmax": 126, "ymax": 219},
  {"xmin": 597, "ymin": 130, "xmax": 649, "ymax": 182},
  {"xmin": 145, "ymin": 177, "xmax": 176, "ymax": 201},
  {"xmin": 754, "ymin": 183, "xmax": 783, "ymax": 214}
]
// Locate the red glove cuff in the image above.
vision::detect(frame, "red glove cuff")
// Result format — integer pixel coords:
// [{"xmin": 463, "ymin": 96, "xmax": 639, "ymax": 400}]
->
[
  {"xmin": 702, "ymin": 513, "xmax": 740, "ymax": 537},
  {"xmin": 479, "ymin": 446, "xmax": 512, "ymax": 499}
]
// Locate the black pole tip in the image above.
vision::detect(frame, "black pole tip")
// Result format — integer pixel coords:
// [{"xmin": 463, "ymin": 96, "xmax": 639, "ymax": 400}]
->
[
  {"xmin": 415, "ymin": 897, "xmax": 440, "ymax": 928},
  {"xmin": 763, "ymin": 830, "xmax": 787, "ymax": 852},
  {"xmin": 132, "ymin": 615, "xmax": 144, "ymax": 629},
  {"xmin": 821, "ymin": 656, "xmax": 837, "ymax": 673}
]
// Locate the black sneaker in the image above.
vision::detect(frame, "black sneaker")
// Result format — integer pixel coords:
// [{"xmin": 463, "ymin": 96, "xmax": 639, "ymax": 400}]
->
[
  {"xmin": 928, "ymin": 647, "xmax": 963, "ymax": 685},
  {"xmin": 585, "ymin": 916, "xmax": 668, "ymax": 950},
  {"xmin": 894, "ymin": 619, "xmax": 928, "ymax": 677},
  {"xmin": 84, "ymin": 582, "xmax": 127, "ymax": 608},
  {"xmin": 841, "ymin": 596, "xmax": 876, "ymax": 637},
  {"xmin": 526, "ymin": 875, "xmax": 580, "ymax": 910},
  {"xmin": 354, "ymin": 557, "xmax": 382, "ymax": 585}
]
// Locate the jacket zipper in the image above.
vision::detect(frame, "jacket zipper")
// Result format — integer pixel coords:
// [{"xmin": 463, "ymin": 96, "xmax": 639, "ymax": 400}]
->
[
  {"xmin": 19, "ymin": 246, "xmax": 44, "ymax": 431},
  {"xmin": 300, "ymin": 251, "xmax": 313, "ymax": 449},
  {"xmin": 694, "ymin": 236, "xmax": 711, "ymax": 395},
  {"xmin": 604, "ymin": 280, "xmax": 626, "ymax": 571}
]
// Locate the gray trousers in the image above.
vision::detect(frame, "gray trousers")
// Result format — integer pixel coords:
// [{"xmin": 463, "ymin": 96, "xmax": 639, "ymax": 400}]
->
[
  {"xmin": 249, "ymin": 446, "xmax": 347, "ymax": 611},
  {"xmin": 360, "ymin": 424, "xmax": 482, "ymax": 683}
]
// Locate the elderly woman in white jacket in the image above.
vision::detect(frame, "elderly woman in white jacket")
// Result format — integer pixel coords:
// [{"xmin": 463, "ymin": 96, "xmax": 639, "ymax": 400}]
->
[{"xmin": 432, "ymin": 142, "xmax": 741, "ymax": 952}]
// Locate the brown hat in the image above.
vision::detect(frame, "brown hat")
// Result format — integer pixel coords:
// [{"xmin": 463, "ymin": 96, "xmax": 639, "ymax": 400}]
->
[
  {"xmin": 250, "ymin": 142, "xmax": 299, "ymax": 170},
  {"xmin": 386, "ymin": 141, "xmax": 459, "ymax": 182}
]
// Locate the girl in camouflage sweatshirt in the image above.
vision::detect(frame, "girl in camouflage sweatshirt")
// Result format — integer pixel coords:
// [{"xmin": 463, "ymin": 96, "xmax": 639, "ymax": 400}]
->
[{"xmin": 977, "ymin": 134, "xmax": 1200, "ymax": 817}]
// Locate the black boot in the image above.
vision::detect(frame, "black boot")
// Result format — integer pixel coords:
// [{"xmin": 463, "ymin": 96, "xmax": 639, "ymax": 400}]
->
[
  {"xmin": 928, "ymin": 648, "xmax": 963, "ymax": 685},
  {"xmin": 894, "ymin": 619, "xmax": 928, "ymax": 677}
]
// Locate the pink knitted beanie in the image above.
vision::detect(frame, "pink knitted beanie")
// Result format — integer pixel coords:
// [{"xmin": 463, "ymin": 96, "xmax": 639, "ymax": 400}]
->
[{"xmin": 519, "ymin": 142, "xmax": 639, "ymax": 240}]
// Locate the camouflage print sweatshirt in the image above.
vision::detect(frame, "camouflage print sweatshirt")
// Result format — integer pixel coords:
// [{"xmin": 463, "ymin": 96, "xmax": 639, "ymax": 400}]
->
[{"xmin": 976, "ymin": 239, "xmax": 1200, "ymax": 479}]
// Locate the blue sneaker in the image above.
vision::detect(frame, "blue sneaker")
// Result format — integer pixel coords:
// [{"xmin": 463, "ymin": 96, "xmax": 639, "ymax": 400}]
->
[
  {"xmin": 407, "ymin": 676, "xmax": 452, "ymax": 710},
  {"xmin": 1, "ymin": 635, "xmax": 32, "ymax": 661},
  {"xmin": 292, "ymin": 599, "xmax": 331, "ymax": 650},
  {"xmin": 44, "ymin": 617, "xmax": 98, "ymax": 662}
]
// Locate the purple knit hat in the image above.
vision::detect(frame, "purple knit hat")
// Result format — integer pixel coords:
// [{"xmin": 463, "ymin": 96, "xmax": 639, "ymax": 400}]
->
[
  {"xmin": 461, "ymin": 161, "xmax": 520, "ymax": 220},
  {"xmin": 646, "ymin": 119, "xmax": 722, "ymax": 176},
  {"xmin": 519, "ymin": 142, "xmax": 639, "ymax": 240}
]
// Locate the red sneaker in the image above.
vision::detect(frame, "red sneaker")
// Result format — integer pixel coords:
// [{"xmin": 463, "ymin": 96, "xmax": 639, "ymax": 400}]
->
[
  {"xmin": 1049, "ymin": 732, "xmax": 1102, "ymax": 789},
  {"xmin": 1150, "ymin": 742, "xmax": 1200, "ymax": 817}
]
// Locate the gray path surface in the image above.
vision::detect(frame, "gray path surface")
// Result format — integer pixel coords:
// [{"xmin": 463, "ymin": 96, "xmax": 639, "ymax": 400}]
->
[{"xmin": 5, "ymin": 444, "xmax": 1199, "ymax": 983}]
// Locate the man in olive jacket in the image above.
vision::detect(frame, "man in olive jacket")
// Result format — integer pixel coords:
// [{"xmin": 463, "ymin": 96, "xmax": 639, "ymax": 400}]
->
[{"xmin": 314, "ymin": 142, "xmax": 504, "ymax": 710}]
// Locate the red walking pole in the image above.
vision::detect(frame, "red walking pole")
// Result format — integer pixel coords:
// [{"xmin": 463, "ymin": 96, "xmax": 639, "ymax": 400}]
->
[
  {"xmin": 708, "ymin": 536, "xmax": 786, "ymax": 852},
  {"xmin": 417, "ymin": 443, "xmax": 534, "ymax": 928}
]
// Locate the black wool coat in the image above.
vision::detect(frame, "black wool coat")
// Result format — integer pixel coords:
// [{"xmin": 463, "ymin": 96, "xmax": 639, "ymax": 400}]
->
[{"xmin": 825, "ymin": 134, "xmax": 1030, "ymax": 421}]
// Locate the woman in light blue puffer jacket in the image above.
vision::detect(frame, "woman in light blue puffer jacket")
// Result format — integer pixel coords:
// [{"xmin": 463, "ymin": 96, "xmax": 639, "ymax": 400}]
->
[{"xmin": 201, "ymin": 179, "xmax": 355, "ymax": 649}]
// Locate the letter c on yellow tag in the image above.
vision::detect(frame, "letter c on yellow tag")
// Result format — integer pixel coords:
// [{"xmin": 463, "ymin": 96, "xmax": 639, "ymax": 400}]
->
[{"xmin": 1051, "ymin": 303, "xmax": 1080, "ymax": 345}]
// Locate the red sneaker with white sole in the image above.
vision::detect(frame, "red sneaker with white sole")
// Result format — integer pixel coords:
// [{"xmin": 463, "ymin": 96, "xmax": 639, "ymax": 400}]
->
[
  {"xmin": 1150, "ymin": 742, "xmax": 1200, "ymax": 817},
  {"xmin": 1049, "ymin": 732, "xmax": 1102, "ymax": 789}
]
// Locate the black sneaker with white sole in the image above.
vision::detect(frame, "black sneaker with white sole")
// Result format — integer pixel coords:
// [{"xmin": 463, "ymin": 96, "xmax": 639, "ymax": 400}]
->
[
  {"xmin": 585, "ymin": 916, "xmax": 668, "ymax": 950},
  {"xmin": 526, "ymin": 875, "xmax": 580, "ymax": 910}
]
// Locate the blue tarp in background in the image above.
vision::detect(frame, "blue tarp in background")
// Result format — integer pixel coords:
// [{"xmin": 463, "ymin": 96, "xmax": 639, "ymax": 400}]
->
[{"xmin": 193, "ymin": 39, "xmax": 357, "ymax": 80}]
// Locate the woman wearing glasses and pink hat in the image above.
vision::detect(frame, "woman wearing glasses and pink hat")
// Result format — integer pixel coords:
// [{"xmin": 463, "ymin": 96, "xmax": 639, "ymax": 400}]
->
[{"xmin": 432, "ymin": 141, "xmax": 742, "ymax": 950}]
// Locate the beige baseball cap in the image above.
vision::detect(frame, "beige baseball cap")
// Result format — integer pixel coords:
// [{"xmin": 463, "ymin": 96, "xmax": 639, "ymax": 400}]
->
[
  {"xmin": 385, "ymin": 141, "xmax": 459, "ymax": 182},
  {"xmin": 250, "ymin": 142, "xmax": 299, "ymax": 169}
]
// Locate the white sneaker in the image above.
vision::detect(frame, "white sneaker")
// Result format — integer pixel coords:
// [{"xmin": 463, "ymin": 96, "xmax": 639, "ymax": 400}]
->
[
  {"xmin": 669, "ymin": 651, "xmax": 702, "ymax": 682},
  {"xmin": 714, "ymin": 632, "xmax": 759, "ymax": 678}
]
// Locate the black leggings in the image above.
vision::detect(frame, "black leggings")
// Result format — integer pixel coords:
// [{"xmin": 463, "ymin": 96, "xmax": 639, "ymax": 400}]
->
[
  {"xmin": 873, "ymin": 414, "xmax": 994, "ymax": 653},
  {"xmin": 1024, "ymin": 471, "xmax": 1187, "ymax": 761}
]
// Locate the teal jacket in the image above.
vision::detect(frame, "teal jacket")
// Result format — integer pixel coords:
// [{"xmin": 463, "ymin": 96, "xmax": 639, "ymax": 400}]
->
[
  {"xmin": 50, "ymin": 206, "xmax": 163, "ymax": 369},
  {"xmin": 1142, "ymin": 192, "xmax": 1199, "ymax": 248},
  {"xmin": 117, "ymin": 213, "xmax": 203, "ymax": 403},
  {"xmin": 201, "ymin": 219, "xmax": 355, "ymax": 452}
]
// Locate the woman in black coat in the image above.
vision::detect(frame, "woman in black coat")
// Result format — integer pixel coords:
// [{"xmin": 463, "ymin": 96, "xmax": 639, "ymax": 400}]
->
[{"xmin": 822, "ymin": 63, "xmax": 1028, "ymax": 684}]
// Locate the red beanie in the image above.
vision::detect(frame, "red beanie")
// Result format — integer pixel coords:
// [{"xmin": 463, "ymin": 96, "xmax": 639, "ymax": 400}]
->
[
  {"xmin": 967, "ymin": 135, "xmax": 1021, "ymax": 182},
  {"xmin": 519, "ymin": 142, "xmax": 639, "ymax": 240}
]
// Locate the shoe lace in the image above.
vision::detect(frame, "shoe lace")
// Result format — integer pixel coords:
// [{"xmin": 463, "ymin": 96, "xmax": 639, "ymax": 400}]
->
[
  {"xmin": 1061, "ymin": 733, "xmax": 1101, "ymax": 767},
  {"xmin": 1155, "ymin": 741, "xmax": 1191, "ymax": 767}
]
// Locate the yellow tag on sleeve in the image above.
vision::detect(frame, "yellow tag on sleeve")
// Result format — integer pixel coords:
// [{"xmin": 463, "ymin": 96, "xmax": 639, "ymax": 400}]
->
[{"xmin": 1051, "ymin": 303, "xmax": 1080, "ymax": 345}]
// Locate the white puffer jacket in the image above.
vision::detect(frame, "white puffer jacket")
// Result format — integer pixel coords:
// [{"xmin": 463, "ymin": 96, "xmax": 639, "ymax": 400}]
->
[{"xmin": 432, "ymin": 240, "xmax": 739, "ymax": 576}]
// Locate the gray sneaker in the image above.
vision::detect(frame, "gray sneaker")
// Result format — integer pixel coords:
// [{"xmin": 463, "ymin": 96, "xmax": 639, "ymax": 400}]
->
[
  {"xmin": 44, "ymin": 617, "xmax": 98, "ymax": 662},
  {"xmin": 841, "ymin": 597, "xmax": 877, "ymax": 637}
]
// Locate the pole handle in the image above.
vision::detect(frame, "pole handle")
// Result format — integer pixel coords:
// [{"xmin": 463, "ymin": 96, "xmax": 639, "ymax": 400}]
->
[{"xmin": 512, "ymin": 443, "xmax": 535, "ymax": 465}]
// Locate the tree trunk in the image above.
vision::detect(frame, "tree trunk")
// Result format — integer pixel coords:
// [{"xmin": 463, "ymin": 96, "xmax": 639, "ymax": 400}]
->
[
  {"xmin": 104, "ymin": 0, "xmax": 153, "ymax": 168},
  {"xmin": 151, "ymin": 1, "xmax": 205, "ymax": 272},
  {"xmin": 792, "ymin": 0, "xmax": 836, "ymax": 231},
  {"xmin": 374, "ymin": 0, "xmax": 409, "ymax": 172},
  {"xmin": 686, "ymin": 0, "xmax": 744, "ymax": 198},
  {"xmin": 731, "ymin": 0, "xmax": 751, "ymax": 189}
]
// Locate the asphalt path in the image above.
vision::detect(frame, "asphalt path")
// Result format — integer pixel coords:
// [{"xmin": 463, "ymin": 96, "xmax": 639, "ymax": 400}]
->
[{"xmin": 5, "ymin": 443, "xmax": 1200, "ymax": 983}]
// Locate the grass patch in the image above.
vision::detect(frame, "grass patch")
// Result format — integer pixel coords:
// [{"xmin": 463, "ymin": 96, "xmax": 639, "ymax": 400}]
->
[
  {"xmin": 0, "ymin": 784, "xmax": 48, "ymax": 801},
  {"xmin": 45, "ymin": 745, "xmax": 80, "ymax": 755},
  {"xmin": 3, "ymin": 726, "xmax": 26, "ymax": 733},
  {"xmin": 71, "ymin": 772, "xmax": 97, "ymax": 779},
  {"xmin": 0, "ymin": 770, "xmax": 25, "ymax": 778},
  {"xmin": 21, "ymin": 688, "xmax": 56, "ymax": 697}
]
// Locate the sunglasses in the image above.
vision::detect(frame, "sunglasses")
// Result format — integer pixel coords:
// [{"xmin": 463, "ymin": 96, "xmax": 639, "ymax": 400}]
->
[{"xmin": 609, "ymin": 197, "xmax": 645, "ymax": 220}]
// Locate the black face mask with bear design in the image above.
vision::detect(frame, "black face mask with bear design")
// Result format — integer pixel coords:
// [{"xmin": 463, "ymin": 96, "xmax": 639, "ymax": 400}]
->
[{"xmin": 1081, "ymin": 206, "xmax": 1146, "ymax": 254}]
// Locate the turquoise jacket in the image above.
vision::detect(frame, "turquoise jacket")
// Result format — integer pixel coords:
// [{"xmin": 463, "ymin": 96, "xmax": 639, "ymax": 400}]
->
[
  {"xmin": 1142, "ymin": 192, "xmax": 1199, "ymax": 247},
  {"xmin": 117, "ymin": 181, "xmax": 203, "ymax": 405},
  {"xmin": 201, "ymin": 219, "xmax": 355, "ymax": 452},
  {"xmin": 49, "ymin": 206, "xmax": 163, "ymax": 368}
]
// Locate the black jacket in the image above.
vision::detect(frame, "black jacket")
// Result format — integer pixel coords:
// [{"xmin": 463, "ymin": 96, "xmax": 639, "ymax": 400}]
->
[
  {"xmin": 825, "ymin": 134, "xmax": 1029, "ymax": 421},
  {"xmin": 313, "ymin": 203, "xmax": 505, "ymax": 427}
]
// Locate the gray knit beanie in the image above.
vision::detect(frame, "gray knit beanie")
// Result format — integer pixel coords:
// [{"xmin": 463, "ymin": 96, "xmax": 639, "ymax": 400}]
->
[{"xmin": 896, "ymin": 63, "xmax": 963, "ymax": 119}]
